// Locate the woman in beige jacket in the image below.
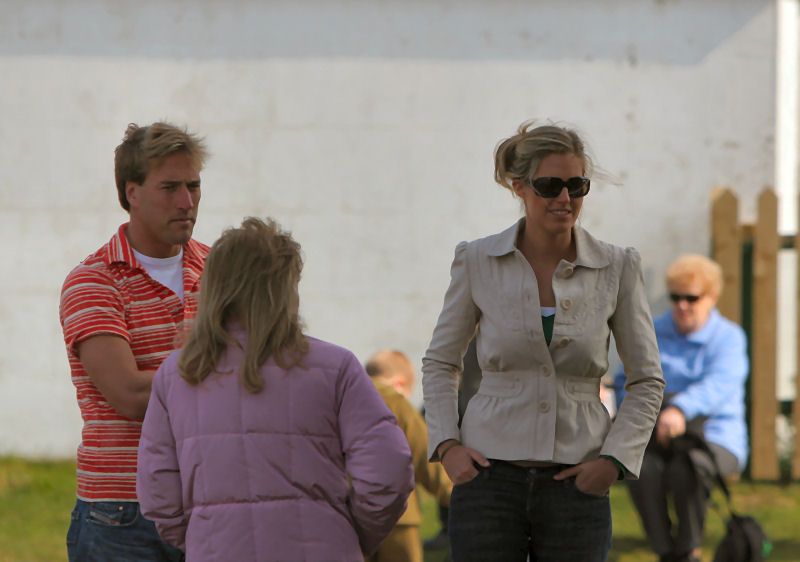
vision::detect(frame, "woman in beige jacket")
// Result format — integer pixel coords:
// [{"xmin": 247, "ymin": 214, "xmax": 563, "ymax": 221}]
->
[{"xmin": 422, "ymin": 121, "xmax": 665, "ymax": 562}]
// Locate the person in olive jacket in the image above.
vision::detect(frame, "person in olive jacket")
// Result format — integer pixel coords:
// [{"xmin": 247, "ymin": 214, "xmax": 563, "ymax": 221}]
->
[{"xmin": 365, "ymin": 349, "xmax": 452, "ymax": 562}]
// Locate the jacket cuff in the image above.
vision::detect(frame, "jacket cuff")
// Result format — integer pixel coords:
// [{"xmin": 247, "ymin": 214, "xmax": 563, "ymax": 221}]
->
[{"xmin": 599, "ymin": 455, "xmax": 627, "ymax": 480}]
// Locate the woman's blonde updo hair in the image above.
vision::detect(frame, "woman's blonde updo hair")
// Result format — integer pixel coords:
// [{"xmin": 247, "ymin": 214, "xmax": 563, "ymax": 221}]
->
[{"xmin": 494, "ymin": 121, "xmax": 592, "ymax": 190}]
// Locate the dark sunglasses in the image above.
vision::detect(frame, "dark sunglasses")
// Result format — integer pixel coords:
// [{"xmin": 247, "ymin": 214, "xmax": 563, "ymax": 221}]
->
[
  {"xmin": 528, "ymin": 176, "xmax": 591, "ymax": 198},
  {"xmin": 669, "ymin": 293, "xmax": 702, "ymax": 304}
]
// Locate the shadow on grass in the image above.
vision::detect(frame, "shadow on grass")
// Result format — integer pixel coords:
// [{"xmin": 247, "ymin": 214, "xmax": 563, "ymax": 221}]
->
[
  {"xmin": 608, "ymin": 536, "xmax": 651, "ymax": 561},
  {"xmin": 611, "ymin": 536, "xmax": 650, "ymax": 550},
  {"xmin": 608, "ymin": 536, "xmax": 800, "ymax": 561},
  {"xmin": 423, "ymin": 548, "xmax": 450, "ymax": 562},
  {"xmin": 764, "ymin": 538, "xmax": 800, "ymax": 561},
  {"xmin": 425, "ymin": 537, "xmax": 656, "ymax": 562}
]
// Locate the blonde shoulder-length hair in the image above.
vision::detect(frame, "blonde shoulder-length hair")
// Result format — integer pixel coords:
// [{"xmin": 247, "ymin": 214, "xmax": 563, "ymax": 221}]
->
[{"xmin": 180, "ymin": 217, "xmax": 308, "ymax": 393}]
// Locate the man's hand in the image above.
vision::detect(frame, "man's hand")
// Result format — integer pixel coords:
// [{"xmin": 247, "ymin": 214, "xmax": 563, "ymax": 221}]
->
[
  {"xmin": 655, "ymin": 406, "xmax": 686, "ymax": 448},
  {"xmin": 553, "ymin": 457, "xmax": 618, "ymax": 497},
  {"xmin": 439, "ymin": 442, "xmax": 490, "ymax": 485}
]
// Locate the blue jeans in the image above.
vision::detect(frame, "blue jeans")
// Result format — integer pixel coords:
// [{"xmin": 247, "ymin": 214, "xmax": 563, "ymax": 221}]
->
[
  {"xmin": 448, "ymin": 461, "xmax": 612, "ymax": 562},
  {"xmin": 67, "ymin": 499, "xmax": 185, "ymax": 562}
]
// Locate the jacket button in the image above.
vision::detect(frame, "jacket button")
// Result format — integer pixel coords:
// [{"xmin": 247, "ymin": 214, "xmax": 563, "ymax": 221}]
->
[
  {"xmin": 541, "ymin": 365, "xmax": 551, "ymax": 376},
  {"xmin": 561, "ymin": 298, "xmax": 572, "ymax": 310},
  {"xmin": 561, "ymin": 267, "xmax": 574, "ymax": 278},
  {"xmin": 558, "ymin": 337, "xmax": 571, "ymax": 348},
  {"xmin": 539, "ymin": 401, "xmax": 550, "ymax": 413}
]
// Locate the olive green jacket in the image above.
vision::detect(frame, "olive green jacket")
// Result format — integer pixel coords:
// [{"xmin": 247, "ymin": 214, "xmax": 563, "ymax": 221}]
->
[{"xmin": 373, "ymin": 381, "xmax": 451, "ymax": 526}]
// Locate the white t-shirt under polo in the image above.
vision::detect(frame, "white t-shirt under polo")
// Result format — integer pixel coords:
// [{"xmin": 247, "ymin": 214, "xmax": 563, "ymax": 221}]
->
[{"xmin": 133, "ymin": 248, "xmax": 185, "ymax": 301}]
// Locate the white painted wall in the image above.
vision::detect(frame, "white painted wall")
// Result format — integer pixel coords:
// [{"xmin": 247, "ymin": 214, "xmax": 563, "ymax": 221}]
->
[{"xmin": 0, "ymin": 0, "xmax": 778, "ymax": 457}]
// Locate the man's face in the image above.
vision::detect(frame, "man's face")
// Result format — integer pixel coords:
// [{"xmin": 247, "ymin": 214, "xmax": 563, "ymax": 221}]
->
[{"xmin": 126, "ymin": 152, "xmax": 201, "ymax": 258}]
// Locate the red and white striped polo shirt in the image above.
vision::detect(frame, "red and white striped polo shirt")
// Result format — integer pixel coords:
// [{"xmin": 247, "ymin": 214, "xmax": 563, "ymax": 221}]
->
[{"xmin": 60, "ymin": 223, "xmax": 209, "ymax": 502}]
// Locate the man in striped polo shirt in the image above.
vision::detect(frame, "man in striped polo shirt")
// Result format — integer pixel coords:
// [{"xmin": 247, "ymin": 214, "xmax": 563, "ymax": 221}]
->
[{"xmin": 60, "ymin": 122, "xmax": 209, "ymax": 562}]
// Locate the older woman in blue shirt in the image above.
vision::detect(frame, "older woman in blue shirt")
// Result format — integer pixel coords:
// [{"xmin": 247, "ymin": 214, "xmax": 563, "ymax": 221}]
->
[{"xmin": 614, "ymin": 254, "xmax": 749, "ymax": 562}]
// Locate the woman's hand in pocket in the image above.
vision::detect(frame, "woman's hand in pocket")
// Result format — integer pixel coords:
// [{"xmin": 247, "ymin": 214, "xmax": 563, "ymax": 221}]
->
[
  {"xmin": 441, "ymin": 443, "xmax": 490, "ymax": 485},
  {"xmin": 553, "ymin": 457, "xmax": 618, "ymax": 497}
]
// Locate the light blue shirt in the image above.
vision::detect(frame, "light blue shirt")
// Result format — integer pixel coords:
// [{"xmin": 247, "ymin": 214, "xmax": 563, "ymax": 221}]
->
[{"xmin": 614, "ymin": 308, "xmax": 749, "ymax": 469}]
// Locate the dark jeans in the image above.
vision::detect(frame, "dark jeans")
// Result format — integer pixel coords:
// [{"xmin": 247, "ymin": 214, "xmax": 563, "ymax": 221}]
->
[
  {"xmin": 67, "ymin": 499, "xmax": 185, "ymax": 562},
  {"xmin": 448, "ymin": 460, "xmax": 612, "ymax": 562}
]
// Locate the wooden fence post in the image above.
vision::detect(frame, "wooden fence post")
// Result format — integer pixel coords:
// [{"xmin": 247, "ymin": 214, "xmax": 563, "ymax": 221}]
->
[
  {"xmin": 795, "ymin": 192, "xmax": 800, "ymax": 481},
  {"xmin": 751, "ymin": 189, "xmax": 779, "ymax": 480},
  {"xmin": 711, "ymin": 188, "xmax": 741, "ymax": 324},
  {"xmin": 795, "ymin": 351, "xmax": 800, "ymax": 480}
]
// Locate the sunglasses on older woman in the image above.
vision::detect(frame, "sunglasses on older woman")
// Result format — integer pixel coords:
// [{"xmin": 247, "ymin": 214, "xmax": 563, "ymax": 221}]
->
[
  {"xmin": 669, "ymin": 293, "xmax": 702, "ymax": 304},
  {"xmin": 527, "ymin": 176, "xmax": 591, "ymax": 199}
]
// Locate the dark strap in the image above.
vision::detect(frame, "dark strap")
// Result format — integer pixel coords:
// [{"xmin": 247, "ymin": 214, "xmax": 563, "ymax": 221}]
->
[{"xmin": 670, "ymin": 433, "xmax": 735, "ymax": 512}]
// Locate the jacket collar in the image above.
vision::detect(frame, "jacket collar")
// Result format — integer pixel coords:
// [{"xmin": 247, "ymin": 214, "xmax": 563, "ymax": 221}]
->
[{"xmin": 486, "ymin": 218, "xmax": 610, "ymax": 269}]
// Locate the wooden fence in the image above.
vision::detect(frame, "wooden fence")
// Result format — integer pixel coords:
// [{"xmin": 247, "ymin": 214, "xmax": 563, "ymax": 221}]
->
[{"xmin": 711, "ymin": 188, "xmax": 800, "ymax": 481}]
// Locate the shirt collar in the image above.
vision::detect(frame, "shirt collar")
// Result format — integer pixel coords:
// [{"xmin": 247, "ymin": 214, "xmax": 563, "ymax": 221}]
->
[
  {"xmin": 486, "ymin": 218, "xmax": 610, "ymax": 269},
  {"xmin": 106, "ymin": 223, "xmax": 141, "ymax": 269},
  {"xmin": 105, "ymin": 222, "xmax": 205, "ymax": 276}
]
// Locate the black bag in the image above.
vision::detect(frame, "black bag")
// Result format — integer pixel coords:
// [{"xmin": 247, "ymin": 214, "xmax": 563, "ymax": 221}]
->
[
  {"xmin": 712, "ymin": 514, "xmax": 771, "ymax": 562},
  {"xmin": 672, "ymin": 433, "xmax": 772, "ymax": 562}
]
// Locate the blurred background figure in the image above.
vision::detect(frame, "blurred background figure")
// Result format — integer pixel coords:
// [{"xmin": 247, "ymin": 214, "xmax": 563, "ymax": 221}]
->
[
  {"xmin": 614, "ymin": 254, "xmax": 749, "ymax": 562},
  {"xmin": 366, "ymin": 349, "xmax": 417, "ymax": 399},
  {"xmin": 365, "ymin": 349, "xmax": 453, "ymax": 562},
  {"xmin": 137, "ymin": 218, "xmax": 414, "ymax": 562}
]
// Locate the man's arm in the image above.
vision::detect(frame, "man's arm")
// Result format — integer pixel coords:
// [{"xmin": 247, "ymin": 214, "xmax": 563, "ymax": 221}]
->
[{"xmin": 77, "ymin": 335, "xmax": 155, "ymax": 420}]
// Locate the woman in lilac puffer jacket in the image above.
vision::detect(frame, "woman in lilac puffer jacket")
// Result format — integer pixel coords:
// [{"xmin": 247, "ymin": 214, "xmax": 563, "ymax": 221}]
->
[{"xmin": 137, "ymin": 217, "xmax": 414, "ymax": 562}]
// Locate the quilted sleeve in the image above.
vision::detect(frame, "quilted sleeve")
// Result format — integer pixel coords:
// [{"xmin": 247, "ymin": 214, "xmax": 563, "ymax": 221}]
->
[
  {"xmin": 137, "ymin": 354, "xmax": 187, "ymax": 550},
  {"xmin": 337, "ymin": 352, "xmax": 414, "ymax": 555}
]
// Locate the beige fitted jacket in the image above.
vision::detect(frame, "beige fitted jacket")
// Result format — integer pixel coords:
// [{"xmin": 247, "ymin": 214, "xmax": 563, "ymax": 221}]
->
[{"xmin": 422, "ymin": 220, "xmax": 664, "ymax": 478}]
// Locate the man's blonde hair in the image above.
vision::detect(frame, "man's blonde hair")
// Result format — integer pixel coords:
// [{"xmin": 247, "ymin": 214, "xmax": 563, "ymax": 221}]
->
[
  {"xmin": 179, "ymin": 217, "xmax": 308, "ymax": 393},
  {"xmin": 114, "ymin": 122, "xmax": 208, "ymax": 211}
]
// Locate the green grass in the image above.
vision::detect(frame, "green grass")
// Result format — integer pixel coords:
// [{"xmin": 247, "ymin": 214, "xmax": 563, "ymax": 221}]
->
[
  {"xmin": 1, "ymin": 457, "xmax": 798, "ymax": 562},
  {"xmin": 0, "ymin": 457, "xmax": 76, "ymax": 562}
]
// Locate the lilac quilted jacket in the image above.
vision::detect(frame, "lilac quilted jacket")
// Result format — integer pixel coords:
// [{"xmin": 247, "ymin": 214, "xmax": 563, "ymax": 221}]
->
[{"xmin": 137, "ymin": 329, "xmax": 413, "ymax": 562}]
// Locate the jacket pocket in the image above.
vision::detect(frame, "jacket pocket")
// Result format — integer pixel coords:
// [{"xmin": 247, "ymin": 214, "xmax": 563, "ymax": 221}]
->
[
  {"xmin": 477, "ymin": 373, "xmax": 522, "ymax": 398},
  {"xmin": 562, "ymin": 376, "xmax": 601, "ymax": 401}
]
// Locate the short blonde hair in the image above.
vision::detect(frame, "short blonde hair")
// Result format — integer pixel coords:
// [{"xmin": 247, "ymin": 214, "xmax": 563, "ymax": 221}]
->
[
  {"xmin": 365, "ymin": 350, "xmax": 415, "ymax": 386},
  {"xmin": 114, "ymin": 122, "xmax": 208, "ymax": 211},
  {"xmin": 666, "ymin": 254, "xmax": 723, "ymax": 298},
  {"xmin": 494, "ymin": 121, "xmax": 592, "ymax": 191}
]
